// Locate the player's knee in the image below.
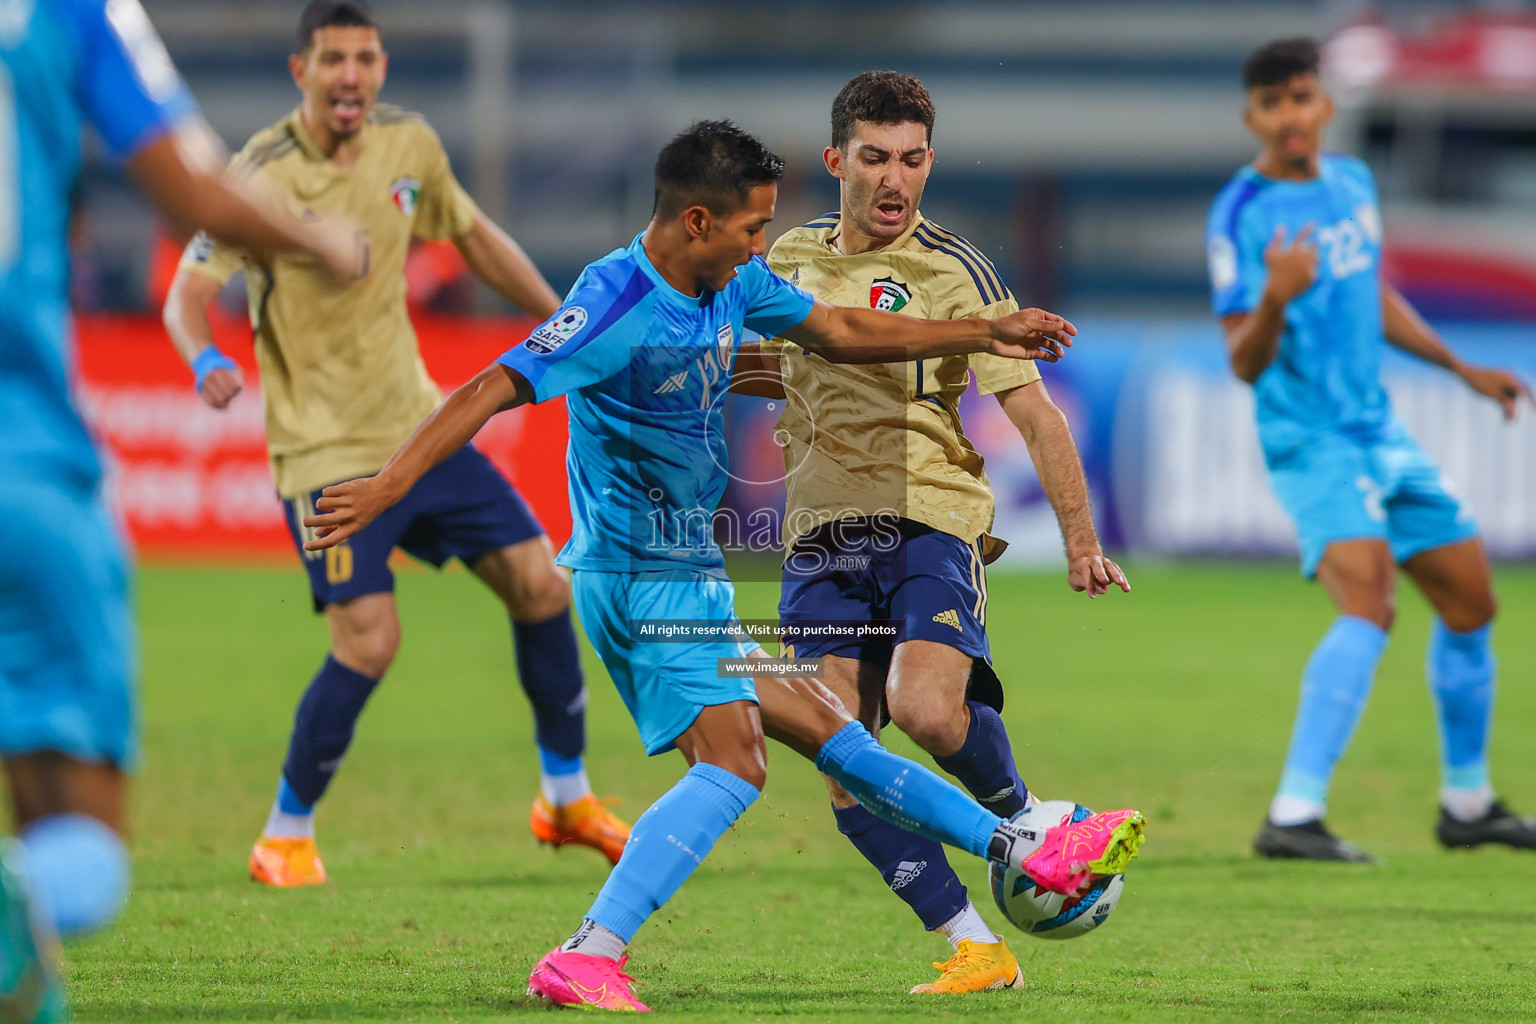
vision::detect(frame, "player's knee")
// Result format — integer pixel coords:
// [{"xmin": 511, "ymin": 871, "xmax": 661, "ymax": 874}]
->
[
  {"xmin": 795, "ymin": 677, "xmax": 853, "ymax": 738},
  {"xmin": 1339, "ymin": 569, "xmax": 1397, "ymax": 630},
  {"xmin": 886, "ymin": 694, "xmax": 966, "ymax": 756},
  {"xmin": 1443, "ymin": 590, "xmax": 1497, "ymax": 633},
  {"xmin": 333, "ymin": 624, "xmax": 398, "ymax": 679},
  {"xmin": 507, "ymin": 564, "xmax": 571, "ymax": 622},
  {"xmin": 726, "ymin": 756, "xmax": 767, "ymax": 793}
]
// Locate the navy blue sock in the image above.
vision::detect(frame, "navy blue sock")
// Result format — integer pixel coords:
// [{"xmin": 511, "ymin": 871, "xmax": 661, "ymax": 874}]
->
[
  {"xmin": 281, "ymin": 655, "xmax": 380, "ymax": 806},
  {"xmin": 932, "ymin": 701, "xmax": 1029, "ymax": 818},
  {"xmin": 513, "ymin": 611, "xmax": 586, "ymax": 759},
  {"xmin": 833, "ymin": 803, "xmax": 968, "ymax": 930}
]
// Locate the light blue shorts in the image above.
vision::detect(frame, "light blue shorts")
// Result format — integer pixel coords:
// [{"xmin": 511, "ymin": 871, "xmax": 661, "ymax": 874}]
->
[
  {"xmin": 1265, "ymin": 423, "xmax": 1477, "ymax": 578},
  {"xmin": 0, "ymin": 480, "xmax": 137, "ymax": 767},
  {"xmin": 571, "ymin": 569, "xmax": 759, "ymax": 755}
]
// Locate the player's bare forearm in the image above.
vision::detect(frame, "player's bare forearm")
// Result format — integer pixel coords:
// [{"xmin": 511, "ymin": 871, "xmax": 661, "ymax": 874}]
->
[
  {"xmin": 455, "ymin": 212, "xmax": 562, "ymax": 320},
  {"xmin": 1001, "ymin": 382, "xmax": 1097, "ymax": 557},
  {"xmin": 1222, "ymin": 293, "xmax": 1287, "ymax": 383},
  {"xmin": 302, "ymin": 364, "xmax": 529, "ymax": 549},
  {"xmin": 1382, "ymin": 284, "xmax": 1458, "ymax": 371},
  {"xmin": 782, "ymin": 299, "xmax": 1074, "ymax": 364},
  {"xmin": 164, "ymin": 268, "xmax": 245, "ymax": 409},
  {"xmin": 1000, "ymin": 381, "xmax": 1128, "ymax": 596},
  {"xmin": 162, "ymin": 269, "xmax": 223, "ymax": 366},
  {"xmin": 729, "ymin": 343, "xmax": 785, "ymax": 398}
]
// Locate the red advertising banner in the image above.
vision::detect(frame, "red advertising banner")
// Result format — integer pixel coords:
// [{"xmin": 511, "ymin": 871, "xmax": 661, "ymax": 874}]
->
[{"xmin": 75, "ymin": 314, "xmax": 570, "ymax": 560}]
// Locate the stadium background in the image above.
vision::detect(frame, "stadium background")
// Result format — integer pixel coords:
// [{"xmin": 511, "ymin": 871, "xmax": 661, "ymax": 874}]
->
[
  {"xmin": 62, "ymin": 2, "xmax": 1536, "ymax": 1020},
  {"xmin": 77, "ymin": 0, "xmax": 1536, "ymax": 567}
]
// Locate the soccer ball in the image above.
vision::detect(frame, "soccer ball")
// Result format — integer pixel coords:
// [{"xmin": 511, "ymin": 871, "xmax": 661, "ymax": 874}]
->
[{"xmin": 988, "ymin": 799, "xmax": 1126, "ymax": 940}]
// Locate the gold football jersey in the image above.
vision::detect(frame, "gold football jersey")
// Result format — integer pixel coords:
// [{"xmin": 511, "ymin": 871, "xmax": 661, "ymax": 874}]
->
[
  {"xmin": 764, "ymin": 212, "xmax": 1038, "ymax": 555},
  {"xmin": 180, "ymin": 105, "xmax": 479, "ymax": 498}
]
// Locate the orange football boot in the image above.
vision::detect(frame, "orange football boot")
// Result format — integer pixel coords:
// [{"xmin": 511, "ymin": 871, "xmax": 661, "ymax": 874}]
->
[
  {"xmin": 530, "ymin": 794, "xmax": 631, "ymax": 864},
  {"xmin": 249, "ymin": 836, "xmax": 328, "ymax": 887}
]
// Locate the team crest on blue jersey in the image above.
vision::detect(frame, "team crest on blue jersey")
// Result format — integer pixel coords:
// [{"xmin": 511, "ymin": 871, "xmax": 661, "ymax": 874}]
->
[
  {"xmin": 526, "ymin": 306, "xmax": 588, "ymax": 354},
  {"xmin": 389, "ymin": 177, "xmax": 420, "ymax": 217},
  {"xmin": 870, "ymin": 277, "xmax": 911, "ymax": 312}
]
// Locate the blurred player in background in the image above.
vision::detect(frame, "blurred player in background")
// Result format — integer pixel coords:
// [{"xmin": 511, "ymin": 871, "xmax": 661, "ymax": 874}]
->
[
  {"xmin": 162, "ymin": 0, "xmax": 630, "ymax": 888},
  {"xmin": 748, "ymin": 71, "xmax": 1128, "ymax": 994},
  {"xmin": 299, "ymin": 119, "xmax": 1144, "ymax": 1012},
  {"xmin": 0, "ymin": 0, "xmax": 362, "ymax": 1018},
  {"xmin": 1209, "ymin": 38, "xmax": 1536, "ymax": 862}
]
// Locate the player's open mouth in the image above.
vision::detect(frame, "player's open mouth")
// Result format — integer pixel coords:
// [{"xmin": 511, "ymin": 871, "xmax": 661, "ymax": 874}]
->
[
  {"xmin": 331, "ymin": 96, "xmax": 364, "ymax": 121},
  {"xmin": 874, "ymin": 201, "xmax": 905, "ymax": 225}
]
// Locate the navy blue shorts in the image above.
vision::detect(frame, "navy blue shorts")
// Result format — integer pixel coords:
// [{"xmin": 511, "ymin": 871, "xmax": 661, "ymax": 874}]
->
[
  {"xmin": 779, "ymin": 517, "xmax": 1002, "ymax": 712},
  {"xmin": 283, "ymin": 445, "xmax": 544, "ymax": 611}
]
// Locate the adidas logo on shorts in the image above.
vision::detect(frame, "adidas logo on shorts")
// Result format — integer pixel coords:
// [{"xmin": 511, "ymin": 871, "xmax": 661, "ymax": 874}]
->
[{"xmin": 932, "ymin": 609, "xmax": 961, "ymax": 631}]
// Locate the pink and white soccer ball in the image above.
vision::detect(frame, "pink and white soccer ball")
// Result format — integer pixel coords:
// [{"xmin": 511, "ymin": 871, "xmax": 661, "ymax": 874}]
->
[{"xmin": 988, "ymin": 799, "xmax": 1127, "ymax": 939}]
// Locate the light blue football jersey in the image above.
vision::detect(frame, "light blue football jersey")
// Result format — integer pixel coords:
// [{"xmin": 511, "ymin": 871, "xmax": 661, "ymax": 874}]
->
[
  {"xmin": 0, "ymin": 0, "xmax": 194, "ymax": 488},
  {"xmin": 1207, "ymin": 154, "xmax": 1389, "ymax": 451},
  {"xmin": 499, "ymin": 235, "xmax": 814, "ymax": 574}
]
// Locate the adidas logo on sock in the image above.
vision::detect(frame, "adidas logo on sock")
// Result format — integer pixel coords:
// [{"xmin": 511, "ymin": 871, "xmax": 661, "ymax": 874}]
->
[
  {"xmin": 890, "ymin": 859, "xmax": 927, "ymax": 890},
  {"xmin": 931, "ymin": 609, "xmax": 961, "ymax": 630},
  {"xmin": 981, "ymin": 784, "xmax": 1016, "ymax": 806}
]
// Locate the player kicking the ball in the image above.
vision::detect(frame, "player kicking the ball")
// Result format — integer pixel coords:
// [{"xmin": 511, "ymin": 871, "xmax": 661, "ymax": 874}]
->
[
  {"xmin": 745, "ymin": 71, "xmax": 1128, "ymax": 993},
  {"xmin": 163, "ymin": 0, "xmax": 629, "ymax": 886},
  {"xmin": 301, "ymin": 120, "xmax": 1144, "ymax": 1011},
  {"xmin": 1210, "ymin": 38, "xmax": 1536, "ymax": 862}
]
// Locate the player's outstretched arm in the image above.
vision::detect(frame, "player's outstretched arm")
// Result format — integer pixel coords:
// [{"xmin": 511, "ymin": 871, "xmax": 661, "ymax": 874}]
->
[
  {"xmin": 1224, "ymin": 224, "xmax": 1316, "ymax": 383},
  {"xmin": 454, "ymin": 210, "xmax": 563, "ymax": 320},
  {"xmin": 1383, "ymin": 285, "xmax": 1532, "ymax": 420},
  {"xmin": 127, "ymin": 126, "xmax": 364, "ymax": 282},
  {"xmin": 998, "ymin": 380, "xmax": 1129, "ymax": 598},
  {"xmin": 302, "ymin": 364, "xmax": 532, "ymax": 550},
  {"xmin": 781, "ymin": 298, "xmax": 1075, "ymax": 365}
]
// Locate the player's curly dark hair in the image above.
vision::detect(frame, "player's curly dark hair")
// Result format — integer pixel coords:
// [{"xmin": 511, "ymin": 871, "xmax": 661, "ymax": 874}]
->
[
  {"xmin": 1241, "ymin": 37, "xmax": 1320, "ymax": 89},
  {"xmin": 653, "ymin": 120, "xmax": 785, "ymax": 220},
  {"xmin": 297, "ymin": 0, "xmax": 378, "ymax": 52},
  {"xmin": 831, "ymin": 71, "xmax": 935, "ymax": 150}
]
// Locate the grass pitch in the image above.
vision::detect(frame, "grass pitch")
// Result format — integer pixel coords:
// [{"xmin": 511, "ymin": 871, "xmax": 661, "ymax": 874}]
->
[{"xmin": 65, "ymin": 562, "xmax": 1536, "ymax": 1022}]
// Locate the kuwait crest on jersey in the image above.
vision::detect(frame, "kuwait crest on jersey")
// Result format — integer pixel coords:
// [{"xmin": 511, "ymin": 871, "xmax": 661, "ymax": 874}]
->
[
  {"xmin": 870, "ymin": 277, "xmax": 911, "ymax": 312},
  {"xmin": 388, "ymin": 177, "xmax": 420, "ymax": 217}
]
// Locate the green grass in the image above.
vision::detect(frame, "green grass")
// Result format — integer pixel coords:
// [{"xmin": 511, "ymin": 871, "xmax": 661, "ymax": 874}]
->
[{"xmin": 64, "ymin": 562, "xmax": 1536, "ymax": 1023}]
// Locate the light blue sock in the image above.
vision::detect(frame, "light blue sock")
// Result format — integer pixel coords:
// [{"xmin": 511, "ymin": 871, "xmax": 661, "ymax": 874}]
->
[
  {"xmin": 585, "ymin": 762, "xmax": 759, "ymax": 942},
  {"xmin": 815, "ymin": 722, "xmax": 999, "ymax": 858},
  {"xmin": 1428, "ymin": 619, "xmax": 1495, "ymax": 792},
  {"xmin": 1275, "ymin": 615, "xmax": 1389, "ymax": 809},
  {"xmin": 19, "ymin": 814, "xmax": 129, "ymax": 937}
]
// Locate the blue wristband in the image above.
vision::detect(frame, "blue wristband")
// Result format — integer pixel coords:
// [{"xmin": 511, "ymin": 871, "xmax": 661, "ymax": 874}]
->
[{"xmin": 192, "ymin": 347, "xmax": 238, "ymax": 392}]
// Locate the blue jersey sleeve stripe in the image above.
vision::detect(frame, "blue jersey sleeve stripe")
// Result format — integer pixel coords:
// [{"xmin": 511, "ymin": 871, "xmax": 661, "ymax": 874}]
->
[
  {"xmin": 496, "ymin": 264, "xmax": 654, "ymax": 396},
  {"xmin": 1223, "ymin": 180, "xmax": 1266, "ymax": 246},
  {"xmin": 915, "ymin": 227, "xmax": 1000, "ymax": 305},
  {"xmin": 915, "ymin": 225, "xmax": 1001, "ymax": 302},
  {"xmin": 582, "ymin": 266, "xmax": 655, "ymax": 348}
]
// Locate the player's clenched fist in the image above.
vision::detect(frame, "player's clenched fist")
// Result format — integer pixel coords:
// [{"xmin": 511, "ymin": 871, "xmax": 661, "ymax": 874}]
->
[
  {"xmin": 1262, "ymin": 224, "xmax": 1318, "ymax": 303},
  {"xmin": 987, "ymin": 307, "xmax": 1078, "ymax": 362},
  {"xmin": 301, "ymin": 477, "xmax": 397, "ymax": 549}
]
